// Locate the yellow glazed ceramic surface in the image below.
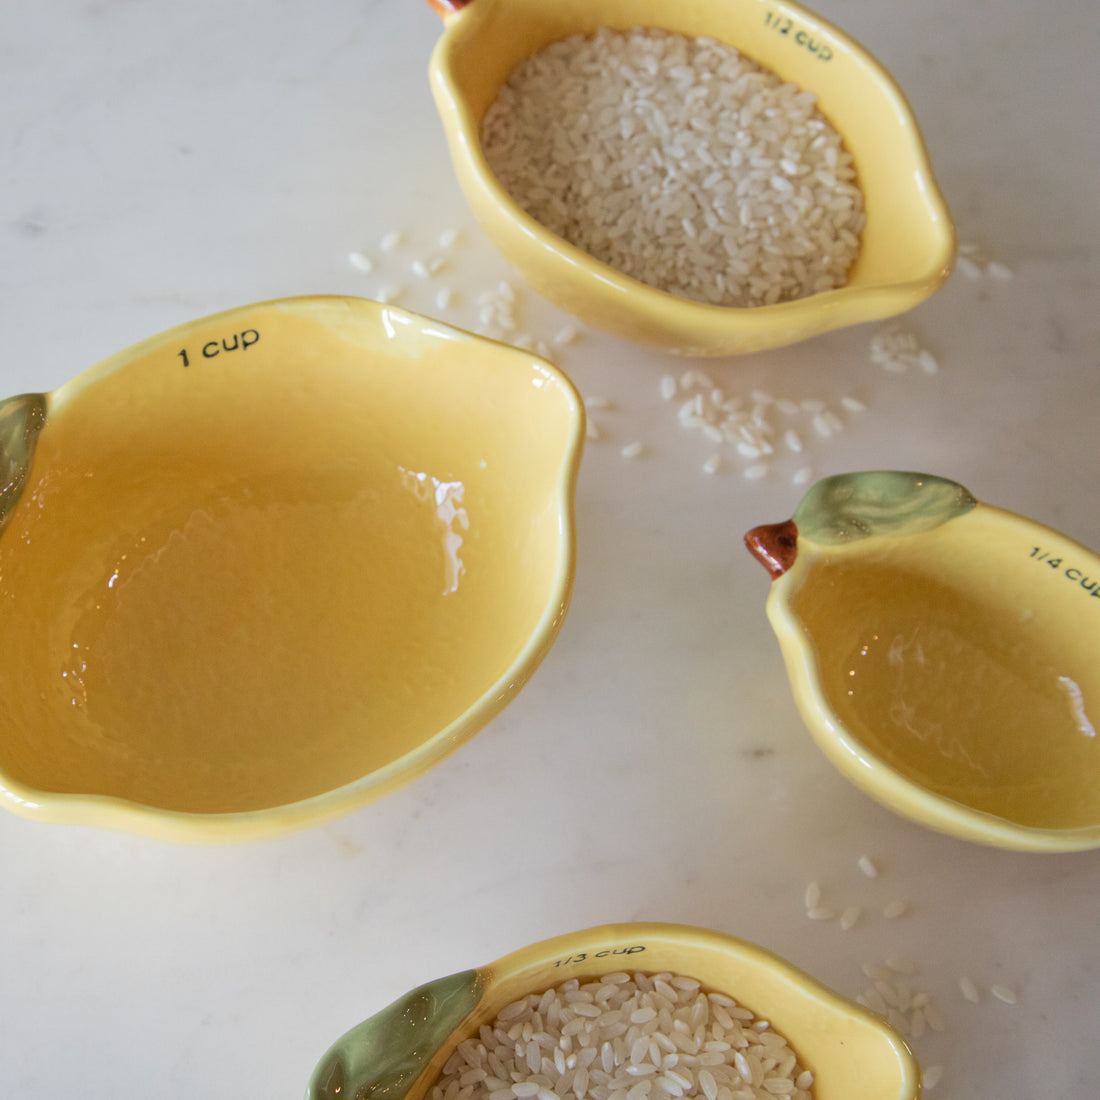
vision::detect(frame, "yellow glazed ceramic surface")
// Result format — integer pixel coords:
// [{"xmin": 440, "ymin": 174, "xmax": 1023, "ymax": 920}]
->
[
  {"xmin": 0, "ymin": 296, "xmax": 584, "ymax": 842},
  {"xmin": 306, "ymin": 923, "xmax": 920, "ymax": 1100},
  {"xmin": 746, "ymin": 471, "xmax": 1100, "ymax": 852},
  {"xmin": 427, "ymin": 0, "xmax": 955, "ymax": 356}
]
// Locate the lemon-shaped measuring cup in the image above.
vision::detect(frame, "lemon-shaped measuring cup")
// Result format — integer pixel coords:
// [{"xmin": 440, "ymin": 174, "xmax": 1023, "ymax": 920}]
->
[
  {"xmin": 307, "ymin": 923, "xmax": 920, "ymax": 1100},
  {"xmin": 426, "ymin": 0, "xmax": 955, "ymax": 356},
  {"xmin": 746, "ymin": 471, "xmax": 1100, "ymax": 851},
  {"xmin": 0, "ymin": 296, "xmax": 584, "ymax": 842}
]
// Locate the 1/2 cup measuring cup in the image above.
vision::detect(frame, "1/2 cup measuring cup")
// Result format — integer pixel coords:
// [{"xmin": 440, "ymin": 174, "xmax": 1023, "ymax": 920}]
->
[{"xmin": 425, "ymin": 0, "xmax": 955, "ymax": 356}]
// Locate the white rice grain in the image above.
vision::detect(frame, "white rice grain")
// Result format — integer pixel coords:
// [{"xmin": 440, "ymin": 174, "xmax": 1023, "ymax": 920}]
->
[
  {"xmin": 956, "ymin": 255, "xmax": 983, "ymax": 279},
  {"xmin": 839, "ymin": 906, "xmax": 861, "ymax": 931},
  {"xmin": 857, "ymin": 855, "xmax": 878, "ymax": 878},
  {"xmin": 958, "ymin": 977, "xmax": 980, "ymax": 1004},
  {"xmin": 916, "ymin": 349, "xmax": 940, "ymax": 375},
  {"xmin": 884, "ymin": 956, "xmax": 916, "ymax": 975}
]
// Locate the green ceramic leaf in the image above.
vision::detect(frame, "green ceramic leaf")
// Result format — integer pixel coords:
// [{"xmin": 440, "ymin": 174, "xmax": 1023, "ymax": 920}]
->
[
  {"xmin": 306, "ymin": 969, "xmax": 485, "ymax": 1100},
  {"xmin": 0, "ymin": 392, "xmax": 47, "ymax": 534},
  {"xmin": 792, "ymin": 471, "xmax": 977, "ymax": 545}
]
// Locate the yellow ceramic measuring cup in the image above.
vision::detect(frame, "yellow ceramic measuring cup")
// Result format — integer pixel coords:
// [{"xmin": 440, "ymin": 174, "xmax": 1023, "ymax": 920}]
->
[
  {"xmin": 426, "ymin": 0, "xmax": 955, "ymax": 356},
  {"xmin": 0, "ymin": 296, "xmax": 584, "ymax": 842},
  {"xmin": 307, "ymin": 923, "xmax": 920, "ymax": 1100},
  {"xmin": 746, "ymin": 471, "xmax": 1100, "ymax": 852}
]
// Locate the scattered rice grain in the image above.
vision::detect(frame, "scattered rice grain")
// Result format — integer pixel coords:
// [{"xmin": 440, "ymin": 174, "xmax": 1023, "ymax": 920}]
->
[
  {"xmin": 916, "ymin": 349, "xmax": 939, "ymax": 375},
  {"xmin": 956, "ymin": 255, "xmax": 983, "ymax": 279},
  {"xmin": 884, "ymin": 956, "xmax": 915, "ymax": 975},
  {"xmin": 857, "ymin": 855, "xmax": 878, "ymax": 879},
  {"xmin": 958, "ymin": 977, "xmax": 980, "ymax": 1004}
]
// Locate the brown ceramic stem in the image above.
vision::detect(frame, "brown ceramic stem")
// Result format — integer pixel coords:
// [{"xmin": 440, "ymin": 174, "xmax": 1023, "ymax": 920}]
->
[
  {"xmin": 744, "ymin": 520, "xmax": 799, "ymax": 579},
  {"xmin": 423, "ymin": 0, "xmax": 471, "ymax": 17}
]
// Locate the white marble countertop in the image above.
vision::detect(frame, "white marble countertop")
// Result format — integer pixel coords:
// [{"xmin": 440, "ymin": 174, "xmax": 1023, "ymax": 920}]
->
[{"xmin": 2, "ymin": 1, "xmax": 1098, "ymax": 1096}]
